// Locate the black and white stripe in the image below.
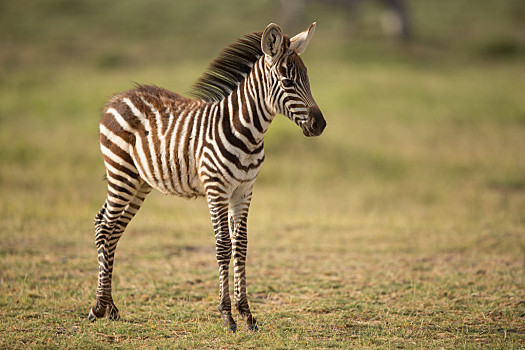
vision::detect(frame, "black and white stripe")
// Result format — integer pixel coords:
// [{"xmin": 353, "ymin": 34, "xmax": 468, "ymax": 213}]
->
[{"xmin": 89, "ymin": 22, "xmax": 325, "ymax": 332}]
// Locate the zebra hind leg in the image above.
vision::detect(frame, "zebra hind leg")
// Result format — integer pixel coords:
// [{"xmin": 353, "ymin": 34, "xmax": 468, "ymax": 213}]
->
[{"xmin": 89, "ymin": 181, "xmax": 151, "ymax": 321}]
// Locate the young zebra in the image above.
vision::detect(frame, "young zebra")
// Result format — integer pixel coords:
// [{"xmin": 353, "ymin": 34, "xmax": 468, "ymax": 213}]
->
[{"xmin": 89, "ymin": 23, "xmax": 326, "ymax": 332}]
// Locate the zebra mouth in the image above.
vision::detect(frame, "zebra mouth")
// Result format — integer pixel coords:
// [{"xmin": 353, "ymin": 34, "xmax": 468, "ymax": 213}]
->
[
  {"xmin": 302, "ymin": 125, "xmax": 324, "ymax": 137},
  {"xmin": 302, "ymin": 108, "xmax": 326, "ymax": 137},
  {"xmin": 302, "ymin": 126, "xmax": 316, "ymax": 137}
]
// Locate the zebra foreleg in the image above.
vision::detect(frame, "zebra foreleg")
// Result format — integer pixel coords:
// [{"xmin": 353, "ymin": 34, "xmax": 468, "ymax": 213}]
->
[
  {"xmin": 232, "ymin": 225, "xmax": 257, "ymax": 330},
  {"xmin": 230, "ymin": 193, "xmax": 258, "ymax": 331},
  {"xmin": 208, "ymin": 196, "xmax": 237, "ymax": 332}
]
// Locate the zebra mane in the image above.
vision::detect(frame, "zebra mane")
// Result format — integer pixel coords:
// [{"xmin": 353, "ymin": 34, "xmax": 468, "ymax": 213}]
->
[{"xmin": 190, "ymin": 32, "xmax": 264, "ymax": 102}]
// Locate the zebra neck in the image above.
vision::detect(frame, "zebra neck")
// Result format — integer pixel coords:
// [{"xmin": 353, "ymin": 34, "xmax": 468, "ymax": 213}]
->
[{"xmin": 222, "ymin": 61, "xmax": 275, "ymax": 151}]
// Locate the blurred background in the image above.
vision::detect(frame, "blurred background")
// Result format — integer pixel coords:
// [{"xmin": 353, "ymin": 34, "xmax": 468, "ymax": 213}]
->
[
  {"xmin": 2, "ymin": 0, "xmax": 525, "ymax": 67},
  {"xmin": 1, "ymin": 0, "xmax": 524, "ymax": 258},
  {"xmin": 1, "ymin": 1, "xmax": 524, "ymax": 347}
]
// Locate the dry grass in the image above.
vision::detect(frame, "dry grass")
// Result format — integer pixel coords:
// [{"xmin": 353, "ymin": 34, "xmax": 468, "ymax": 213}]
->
[{"xmin": 1, "ymin": 0, "xmax": 525, "ymax": 348}]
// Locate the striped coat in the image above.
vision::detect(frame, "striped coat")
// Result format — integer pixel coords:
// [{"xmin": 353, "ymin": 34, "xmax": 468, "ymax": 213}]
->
[{"xmin": 89, "ymin": 23, "xmax": 325, "ymax": 332}]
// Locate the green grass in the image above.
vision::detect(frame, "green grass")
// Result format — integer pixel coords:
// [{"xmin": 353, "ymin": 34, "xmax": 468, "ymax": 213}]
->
[{"xmin": 1, "ymin": 0, "xmax": 524, "ymax": 348}]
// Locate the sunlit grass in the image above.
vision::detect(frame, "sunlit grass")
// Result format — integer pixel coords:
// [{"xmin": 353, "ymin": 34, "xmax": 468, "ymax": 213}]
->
[
  {"xmin": 1, "ymin": 0, "xmax": 524, "ymax": 348},
  {"xmin": 1, "ymin": 56, "xmax": 523, "ymax": 348}
]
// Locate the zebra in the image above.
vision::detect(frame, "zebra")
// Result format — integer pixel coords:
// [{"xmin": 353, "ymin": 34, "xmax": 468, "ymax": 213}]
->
[{"xmin": 88, "ymin": 22, "xmax": 326, "ymax": 332}]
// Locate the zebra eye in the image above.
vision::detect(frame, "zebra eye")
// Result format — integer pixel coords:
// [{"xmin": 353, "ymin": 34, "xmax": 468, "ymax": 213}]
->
[{"xmin": 281, "ymin": 78, "xmax": 295, "ymax": 88}]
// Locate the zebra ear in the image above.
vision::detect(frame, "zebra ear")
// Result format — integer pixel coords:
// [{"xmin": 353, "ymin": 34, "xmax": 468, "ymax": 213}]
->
[
  {"xmin": 289, "ymin": 22, "xmax": 316, "ymax": 55},
  {"xmin": 261, "ymin": 23, "xmax": 283, "ymax": 59}
]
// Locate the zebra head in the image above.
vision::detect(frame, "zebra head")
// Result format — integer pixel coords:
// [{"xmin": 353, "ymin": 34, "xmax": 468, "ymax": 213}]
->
[{"xmin": 261, "ymin": 22, "xmax": 326, "ymax": 137}]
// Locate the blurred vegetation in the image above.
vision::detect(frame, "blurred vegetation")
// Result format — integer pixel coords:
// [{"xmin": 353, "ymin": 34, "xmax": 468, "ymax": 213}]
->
[
  {"xmin": 0, "ymin": 0, "xmax": 524, "ymax": 348},
  {"xmin": 1, "ymin": 0, "xmax": 525, "ymax": 70}
]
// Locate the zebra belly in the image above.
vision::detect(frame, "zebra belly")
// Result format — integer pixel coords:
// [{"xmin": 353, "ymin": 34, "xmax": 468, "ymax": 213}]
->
[
  {"xmin": 131, "ymin": 146, "xmax": 205, "ymax": 198},
  {"xmin": 167, "ymin": 158, "xmax": 206, "ymax": 197}
]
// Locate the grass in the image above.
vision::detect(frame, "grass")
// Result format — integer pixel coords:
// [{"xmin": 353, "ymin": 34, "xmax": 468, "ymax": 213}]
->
[{"xmin": 1, "ymin": 0, "xmax": 525, "ymax": 348}]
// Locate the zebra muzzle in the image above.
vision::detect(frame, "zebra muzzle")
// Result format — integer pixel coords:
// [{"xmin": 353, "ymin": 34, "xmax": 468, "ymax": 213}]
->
[{"xmin": 303, "ymin": 106, "xmax": 326, "ymax": 137}]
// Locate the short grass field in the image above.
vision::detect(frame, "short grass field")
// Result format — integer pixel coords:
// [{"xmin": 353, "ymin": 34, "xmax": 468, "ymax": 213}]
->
[{"xmin": 1, "ymin": 0, "xmax": 524, "ymax": 348}]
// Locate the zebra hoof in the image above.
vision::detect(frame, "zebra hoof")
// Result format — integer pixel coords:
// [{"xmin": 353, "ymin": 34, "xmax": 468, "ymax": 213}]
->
[
  {"xmin": 106, "ymin": 303, "xmax": 121, "ymax": 320},
  {"xmin": 88, "ymin": 308, "xmax": 98, "ymax": 321},
  {"xmin": 88, "ymin": 305, "xmax": 120, "ymax": 321},
  {"xmin": 107, "ymin": 312, "xmax": 121, "ymax": 321},
  {"xmin": 221, "ymin": 312, "xmax": 237, "ymax": 333},
  {"xmin": 241, "ymin": 312, "xmax": 258, "ymax": 331}
]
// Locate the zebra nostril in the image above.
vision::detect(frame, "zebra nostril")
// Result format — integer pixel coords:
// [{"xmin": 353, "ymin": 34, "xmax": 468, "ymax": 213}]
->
[
  {"xmin": 317, "ymin": 116, "xmax": 326, "ymax": 132},
  {"xmin": 307, "ymin": 106, "xmax": 326, "ymax": 136}
]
